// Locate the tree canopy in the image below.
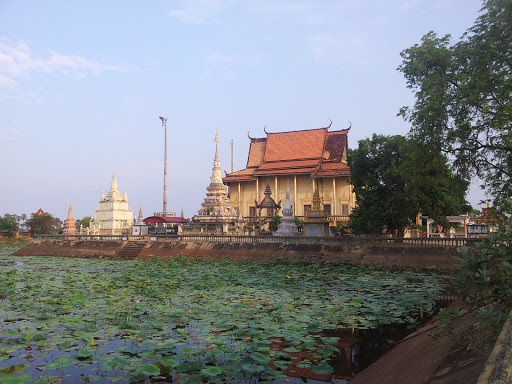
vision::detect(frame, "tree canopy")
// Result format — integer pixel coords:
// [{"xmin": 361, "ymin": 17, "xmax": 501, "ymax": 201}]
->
[
  {"xmin": 398, "ymin": 0, "xmax": 512, "ymax": 206},
  {"xmin": 349, "ymin": 134, "xmax": 469, "ymax": 236},
  {"xmin": 0, "ymin": 214, "xmax": 20, "ymax": 235},
  {"xmin": 26, "ymin": 212, "xmax": 62, "ymax": 235},
  {"xmin": 76, "ymin": 216, "xmax": 92, "ymax": 229}
]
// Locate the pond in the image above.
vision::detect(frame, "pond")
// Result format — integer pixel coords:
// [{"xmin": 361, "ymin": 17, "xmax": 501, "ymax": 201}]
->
[{"xmin": 0, "ymin": 250, "xmax": 450, "ymax": 383}]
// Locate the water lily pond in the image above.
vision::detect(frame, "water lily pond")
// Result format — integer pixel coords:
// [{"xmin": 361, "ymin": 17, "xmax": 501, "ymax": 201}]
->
[{"xmin": 0, "ymin": 250, "xmax": 450, "ymax": 384}]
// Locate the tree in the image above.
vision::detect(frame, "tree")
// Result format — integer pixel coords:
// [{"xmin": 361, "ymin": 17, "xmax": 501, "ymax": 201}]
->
[
  {"xmin": 268, "ymin": 215, "xmax": 281, "ymax": 232},
  {"xmin": 349, "ymin": 134, "xmax": 470, "ymax": 236},
  {"xmin": 0, "ymin": 214, "xmax": 20, "ymax": 235},
  {"xmin": 26, "ymin": 212, "xmax": 62, "ymax": 234},
  {"xmin": 398, "ymin": 0, "xmax": 512, "ymax": 206},
  {"xmin": 349, "ymin": 135, "xmax": 412, "ymax": 236},
  {"xmin": 400, "ymin": 140, "xmax": 471, "ymax": 229},
  {"xmin": 76, "ymin": 216, "xmax": 92, "ymax": 229}
]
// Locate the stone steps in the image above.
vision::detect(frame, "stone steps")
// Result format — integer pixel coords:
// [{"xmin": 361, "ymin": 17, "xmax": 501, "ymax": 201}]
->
[{"xmin": 116, "ymin": 241, "xmax": 147, "ymax": 260}]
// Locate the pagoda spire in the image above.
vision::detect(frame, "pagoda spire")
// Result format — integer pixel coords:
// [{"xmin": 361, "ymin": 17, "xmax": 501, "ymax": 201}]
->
[
  {"xmin": 63, "ymin": 201, "xmax": 77, "ymax": 235},
  {"xmin": 110, "ymin": 171, "xmax": 118, "ymax": 192},
  {"xmin": 106, "ymin": 171, "xmax": 122, "ymax": 200},
  {"xmin": 66, "ymin": 201, "xmax": 74, "ymax": 220},
  {"xmin": 210, "ymin": 130, "xmax": 224, "ymax": 185},
  {"xmin": 214, "ymin": 129, "xmax": 220, "ymax": 167}
]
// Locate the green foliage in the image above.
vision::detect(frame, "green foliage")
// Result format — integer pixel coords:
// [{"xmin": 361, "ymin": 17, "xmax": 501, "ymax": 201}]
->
[
  {"xmin": 398, "ymin": 0, "xmax": 512, "ymax": 206},
  {"xmin": 76, "ymin": 216, "xmax": 92, "ymax": 228},
  {"xmin": 330, "ymin": 223, "xmax": 347, "ymax": 237},
  {"xmin": 0, "ymin": 214, "xmax": 20, "ymax": 235},
  {"xmin": 349, "ymin": 135, "xmax": 410, "ymax": 236},
  {"xmin": 26, "ymin": 212, "xmax": 61, "ymax": 234},
  {"xmin": 454, "ymin": 213, "xmax": 512, "ymax": 321},
  {"xmin": 349, "ymin": 134, "xmax": 469, "ymax": 235},
  {"xmin": 294, "ymin": 217, "xmax": 303, "ymax": 231},
  {"xmin": 268, "ymin": 215, "xmax": 281, "ymax": 232}
]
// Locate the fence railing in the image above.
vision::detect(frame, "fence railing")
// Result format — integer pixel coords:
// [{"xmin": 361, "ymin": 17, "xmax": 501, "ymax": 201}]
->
[{"xmin": 33, "ymin": 234, "xmax": 481, "ymax": 247}]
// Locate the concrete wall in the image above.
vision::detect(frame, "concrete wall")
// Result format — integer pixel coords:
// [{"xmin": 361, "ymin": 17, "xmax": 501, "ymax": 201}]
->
[
  {"xmin": 13, "ymin": 239, "xmax": 460, "ymax": 270},
  {"xmin": 13, "ymin": 240, "xmax": 125, "ymax": 257}
]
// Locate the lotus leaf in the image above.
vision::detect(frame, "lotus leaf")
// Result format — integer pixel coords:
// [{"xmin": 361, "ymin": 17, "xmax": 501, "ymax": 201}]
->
[{"xmin": 136, "ymin": 363, "xmax": 160, "ymax": 376}]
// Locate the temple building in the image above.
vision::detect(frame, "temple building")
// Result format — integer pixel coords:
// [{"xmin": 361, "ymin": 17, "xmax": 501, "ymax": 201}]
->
[
  {"xmin": 62, "ymin": 202, "xmax": 77, "ymax": 235},
  {"xmin": 89, "ymin": 172, "xmax": 133, "ymax": 234},
  {"xmin": 222, "ymin": 122, "xmax": 354, "ymax": 226},
  {"xmin": 189, "ymin": 131, "xmax": 242, "ymax": 233}
]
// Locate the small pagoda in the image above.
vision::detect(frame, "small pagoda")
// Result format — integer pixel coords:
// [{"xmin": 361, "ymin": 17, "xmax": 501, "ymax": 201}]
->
[
  {"xmin": 255, "ymin": 183, "xmax": 281, "ymax": 233},
  {"xmin": 63, "ymin": 202, "xmax": 77, "ymax": 235},
  {"xmin": 303, "ymin": 187, "xmax": 332, "ymax": 237},
  {"xmin": 190, "ymin": 131, "xmax": 242, "ymax": 234},
  {"xmin": 273, "ymin": 183, "xmax": 300, "ymax": 237}
]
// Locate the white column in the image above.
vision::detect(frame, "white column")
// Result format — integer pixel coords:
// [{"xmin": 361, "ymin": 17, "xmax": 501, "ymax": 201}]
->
[
  {"xmin": 294, "ymin": 175, "xmax": 297, "ymax": 216},
  {"xmin": 275, "ymin": 176, "xmax": 278, "ymax": 206},
  {"xmin": 256, "ymin": 178, "xmax": 259, "ymax": 202},
  {"xmin": 333, "ymin": 178, "xmax": 336, "ymax": 216},
  {"xmin": 238, "ymin": 182, "xmax": 241, "ymax": 215}
]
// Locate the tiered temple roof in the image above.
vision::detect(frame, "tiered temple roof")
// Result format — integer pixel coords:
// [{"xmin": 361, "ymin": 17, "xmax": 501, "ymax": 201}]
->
[{"xmin": 223, "ymin": 124, "xmax": 350, "ymax": 182}]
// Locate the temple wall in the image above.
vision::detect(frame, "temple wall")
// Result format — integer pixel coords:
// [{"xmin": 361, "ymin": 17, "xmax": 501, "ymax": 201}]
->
[
  {"xmin": 229, "ymin": 175, "xmax": 353, "ymax": 218},
  {"xmin": 13, "ymin": 239, "xmax": 460, "ymax": 270}
]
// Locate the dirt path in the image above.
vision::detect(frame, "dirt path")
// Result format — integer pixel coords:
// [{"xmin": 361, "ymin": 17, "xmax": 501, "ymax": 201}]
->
[{"xmin": 350, "ymin": 303, "xmax": 489, "ymax": 384}]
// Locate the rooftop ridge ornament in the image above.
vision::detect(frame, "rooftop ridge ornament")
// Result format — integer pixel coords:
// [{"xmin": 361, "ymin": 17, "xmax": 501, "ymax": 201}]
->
[{"xmin": 320, "ymin": 119, "xmax": 333, "ymax": 130}]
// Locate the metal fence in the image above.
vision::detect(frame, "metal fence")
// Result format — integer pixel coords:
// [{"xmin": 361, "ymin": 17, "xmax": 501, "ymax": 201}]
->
[{"xmin": 33, "ymin": 234, "xmax": 480, "ymax": 247}]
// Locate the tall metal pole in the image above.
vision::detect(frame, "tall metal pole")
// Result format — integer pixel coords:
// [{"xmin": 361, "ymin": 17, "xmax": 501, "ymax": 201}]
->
[
  {"xmin": 159, "ymin": 117, "xmax": 168, "ymax": 214},
  {"xmin": 230, "ymin": 139, "xmax": 234, "ymax": 173}
]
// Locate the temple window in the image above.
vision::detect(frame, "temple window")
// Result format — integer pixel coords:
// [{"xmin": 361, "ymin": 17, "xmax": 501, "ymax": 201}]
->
[
  {"xmin": 267, "ymin": 208, "xmax": 274, "ymax": 217},
  {"xmin": 304, "ymin": 205, "xmax": 311, "ymax": 217},
  {"xmin": 249, "ymin": 207, "xmax": 256, "ymax": 217},
  {"xmin": 342, "ymin": 204, "xmax": 349, "ymax": 215},
  {"xmin": 324, "ymin": 204, "xmax": 331, "ymax": 216}
]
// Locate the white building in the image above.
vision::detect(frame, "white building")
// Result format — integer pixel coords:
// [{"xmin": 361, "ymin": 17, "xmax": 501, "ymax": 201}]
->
[{"xmin": 90, "ymin": 172, "xmax": 133, "ymax": 234}]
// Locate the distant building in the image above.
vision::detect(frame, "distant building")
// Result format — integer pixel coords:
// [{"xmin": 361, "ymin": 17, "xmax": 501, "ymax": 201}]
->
[
  {"xmin": 223, "ymin": 123, "xmax": 354, "ymax": 227},
  {"xmin": 89, "ymin": 172, "xmax": 133, "ymax": 234},
  {"xmin": 189, "ymin": 131, "xmax": 242, "ymax": 234},
  {"xmin": 62, "ymin": 202, "xmax": 77, "ymax": 235}
]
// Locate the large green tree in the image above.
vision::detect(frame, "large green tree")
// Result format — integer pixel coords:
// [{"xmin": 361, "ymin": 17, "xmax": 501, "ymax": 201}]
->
[
  {"xmin": 349, "ymin": 135, "xmax": 412, "ymax": 236},
  {"xmin": 398, "ymin": 0, "xmax": 512, "ymax": 206},
  {"xmin": 349, "ymin": 135, "xmax": 469, "ymax": 236},
  {"xmin": 26, "ymin": 212, "xmax": 62, "ymax": 234},
  {"xmin": 0, "ymin": 214, "xmax": 20, "ymax": 235}
]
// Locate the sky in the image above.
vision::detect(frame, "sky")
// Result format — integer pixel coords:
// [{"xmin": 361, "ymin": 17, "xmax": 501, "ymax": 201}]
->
[{"xmin": 0, "ymin": 0, "xmax": 489, "ymax": 222}]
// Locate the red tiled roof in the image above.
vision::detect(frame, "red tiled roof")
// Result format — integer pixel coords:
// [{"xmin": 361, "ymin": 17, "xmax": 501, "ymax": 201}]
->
[
  {"xmin": 255, "ymin": 167, "xmax": 318, "ymax": 175},
  {"xmin": 223, "ymin": 126, "xmax": 350, "ymax": 182},
  {"xmin": 143, "ymin": 216, "xmax": 189, "ymax": 224},
  {"xmin": 264, "ymin": 129, "xmax": 327, "ymax": 162},
  {"xmin": 256, "ymin": 159, "xmax": 320, "ymax": 171},
  {"xmin": 247, "ymin": 138, "xmax": 266, "ymax": 168}
]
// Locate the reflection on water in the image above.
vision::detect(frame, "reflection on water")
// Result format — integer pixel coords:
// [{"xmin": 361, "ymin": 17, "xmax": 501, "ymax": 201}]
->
[{"xmin": 270, "ymin": 323, "xmax": 413, "ymax": 383}]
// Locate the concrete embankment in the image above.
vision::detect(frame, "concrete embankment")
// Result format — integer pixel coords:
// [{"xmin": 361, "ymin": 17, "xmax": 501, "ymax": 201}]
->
[{"xmin": 13, "ymin": 239, "xmax": 461, "ymax": 270}]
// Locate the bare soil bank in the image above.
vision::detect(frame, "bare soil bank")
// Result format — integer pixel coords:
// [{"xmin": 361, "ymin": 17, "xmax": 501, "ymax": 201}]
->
[{"xmin": 14, "ymin": 239, "xmax": 461, "ymax": 270}]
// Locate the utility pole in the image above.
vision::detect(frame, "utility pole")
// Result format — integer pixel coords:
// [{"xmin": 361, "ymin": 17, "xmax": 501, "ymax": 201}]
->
[
  {"xmin": 159, "ymin": 116, "xmax": 168, "ymax": 214},
  {"xmin": 230, "ymin": 139, "xmax": 234, "ymax": 173}
]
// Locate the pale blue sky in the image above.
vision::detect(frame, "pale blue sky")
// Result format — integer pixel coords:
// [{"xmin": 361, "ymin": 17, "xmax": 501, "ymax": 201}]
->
[{"xmin": 0, "ymin": 0, "xmax": 487, "ymax": 222}]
